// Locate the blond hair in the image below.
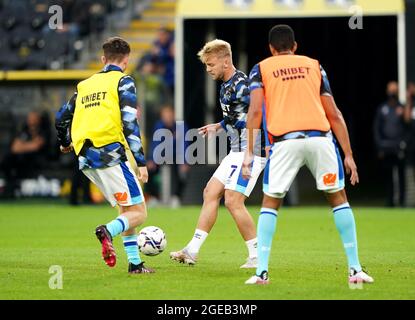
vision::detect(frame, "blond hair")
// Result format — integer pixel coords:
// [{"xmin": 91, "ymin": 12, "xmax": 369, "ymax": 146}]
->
[{"xmin": 197, "ymin": 39, "xmax": 232, "ymax": 64}]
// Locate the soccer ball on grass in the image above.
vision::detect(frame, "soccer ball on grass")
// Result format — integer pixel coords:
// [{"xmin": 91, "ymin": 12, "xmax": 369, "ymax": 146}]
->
[{"xmin": 137, "ymin": 226, "xmax": 167, "ymax": 256}]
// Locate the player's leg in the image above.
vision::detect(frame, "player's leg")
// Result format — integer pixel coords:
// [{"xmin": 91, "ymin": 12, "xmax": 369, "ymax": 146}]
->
[
  {"xmin": 119, "ymin": 204, "xmax": 154, "ymax": 274},
  {"xmin": 245, "ymin": 194, "xmax": 282, "ymax": 284},
  {"xmin": 84, "ymin": 161, "xmax": 146, "ymax": 268},
  {"xmin": 223, "ymin": 154, "xmax": 266, "ymax": 268},
  {"xmin": 95, "ymin": 164, "xmax": 146, "ymax": 239},
  {"xmin": 82, "ymin": 168, "xmax": 118, "ymax": 267},
  {"xmin": 223, "ymin": 190, "xmax": 257, "ymax": 266},
  {"xmin": 187, "ymin": 177, "xmax": 224, "ymax": 252},
  {"xmin": 307, "ymin": 136, "xmax": 373, "ymax": 283},
  {"xmin": 325, "ymin": 190, "xmax": 373, "ymax": 283},
  {"xmin": 246, "ymin": 141, "xmax": 304, "ymax": 284},
  {"xmin": 194, "ymin": 177, "xmax": 225, "ymax": 233},
  {"xmin": 170, "ymin": 177, "xmax": 224, "ymax": 265}
]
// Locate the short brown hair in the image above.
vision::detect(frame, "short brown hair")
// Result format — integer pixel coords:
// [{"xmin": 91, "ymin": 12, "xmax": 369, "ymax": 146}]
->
[
  {"xmin": 102, "ymin": 37, "xmax": 131, "ymax": 62},
  {"xmin": 197, "ymin": 39, "xmax": 232, "ymax": 64}
]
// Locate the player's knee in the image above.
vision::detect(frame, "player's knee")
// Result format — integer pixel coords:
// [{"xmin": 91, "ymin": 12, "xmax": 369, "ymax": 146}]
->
[
  {"xmin": 202, "ymin": 186, "xmax": 210, "ymax": 201},
  {"xmin": 121, "ymin": 203, "xmax": 147, "ymax": 228},
  {"xmin": 224, "ymin": 193, "xmax": 244, "ymax": 211},
  {"xmin": 262, "ymin": 194, "xmax": 282, "ymax": 210},
  {"xmin": 131, "ymin": 210, "xmax": 147, "ymax": 228},
  {"xmin": 203, "ymin": 186, "xmax": 217, "ymax": 202},
  {"xmin": 224, "ymin": 197, "xmax": 237, "ymax": 211},
  {"xmin": 139, "ymin": 209, "xmax": 147, "ymax": 221},
  {"xmin": 325, "ymin": 189, "xmax": 348, "ymax": 207}
]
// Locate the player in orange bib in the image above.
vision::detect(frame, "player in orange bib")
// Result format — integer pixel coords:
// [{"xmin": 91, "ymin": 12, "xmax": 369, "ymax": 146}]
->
[{"xmin": 242, "ymin": 25, "xmax": 374, "ymax": 285}]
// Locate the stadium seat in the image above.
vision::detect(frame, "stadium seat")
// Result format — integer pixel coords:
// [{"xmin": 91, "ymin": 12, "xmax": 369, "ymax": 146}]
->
[
  {"xmin": 25, "ymin": 50, "xmax": 48, "ymax": 70},
  {"xmin": 0, "ymin": 11, "xmax": 19, "ymax": 31},
  {"xmin": 29, "ymin": 11, "xmax": 48, "ymax": 31},
  {"xmin": 44, "ymin": 31, "xmax": 70, "ymax": 69},
  {"xmin": 0, "ymin": 30, "xmax": 7, "ymax": 50},
  {"xmin": 9, "ymin": 25, "xmax": 39, "ymax": 49},
  {"xmin": 0, "ymin": 0, "xmax": 134, "ymax": 70},
  {"xmin": 0, "ymin": 0, "xmax": 29, "ymax": 30},
  {"xmin": 0, "ymin": 46, "xmax": 25, "ymax": 70}
]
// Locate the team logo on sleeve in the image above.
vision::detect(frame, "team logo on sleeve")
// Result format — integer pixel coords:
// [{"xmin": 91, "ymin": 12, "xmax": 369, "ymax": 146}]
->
[{"xmin": 323, "ymin": 173, "xmax": 337, "ymax": 186}]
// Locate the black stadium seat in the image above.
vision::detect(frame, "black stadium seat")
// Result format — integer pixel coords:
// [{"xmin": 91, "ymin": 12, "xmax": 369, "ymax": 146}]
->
[
  {"xmin": 44, "ymin": 31, "xmax": 69, "ymax": 65},
  {"xmin": 29, "ymin": 11, "xmax": 48, "ymax": 31},
  {"xmin": 0, "ymin": 11, "xmax": 19, "ymax": 31},
  {"xmin": 0, "ymin": 30, "xmax": 24, "ymax": 70},
  {"xmin": 9, "ymin": 26, "xmax": 35, "ymax": 49},
  {"xmin": 0, "ymin": 0, "xmax": 113, "ymax": 70},
  {"xmin": 25, "ymin": 50, "xmax": 48, "ymax": 70},
  {"xmin": 0, "ymin": 0, "xmax": 29, "ymax": 31},
  {"xmin": 0, "ymin": 50, "xmax": 25, "ymax": 70},
  {"xmin": 0, "ymin": 30, "xmax": 8, "ymax": 50}
]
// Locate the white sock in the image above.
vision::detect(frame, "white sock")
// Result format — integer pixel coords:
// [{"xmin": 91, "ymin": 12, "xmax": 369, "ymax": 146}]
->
[
  {"xmin": 246, "ymin": 237, "xmax": 258, "ymax": 258},
  {"xmin": 186, "ymin": 229, "xmax": 208, "ymax": 256}
]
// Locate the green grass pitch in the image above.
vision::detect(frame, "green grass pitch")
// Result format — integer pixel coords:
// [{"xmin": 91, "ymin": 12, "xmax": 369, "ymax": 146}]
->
[{"xmin": 0, "ymin": 204, "xmax": 414, "ymax": 300}]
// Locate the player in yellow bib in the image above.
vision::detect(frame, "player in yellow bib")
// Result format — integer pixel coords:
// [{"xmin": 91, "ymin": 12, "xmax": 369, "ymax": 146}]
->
[{"xmin": 55, "ymin": 37, "xmax": 154, "ymax": 274}]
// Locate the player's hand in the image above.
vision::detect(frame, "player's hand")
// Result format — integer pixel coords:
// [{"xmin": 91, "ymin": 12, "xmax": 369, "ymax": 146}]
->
[
  {"xmin": 137, "ymin": 166, "xmax": 149, "ymax": 183},
  {"xmin": 60, "ymin": 144, "xmax": 73, "ymax": 153},
  {"xmin": 242, "ymin": 151, "xmax": 254, "ymax": 180},
  {"xmin": 344, "ymin": 155, "xmax": 359, "ymax": 186},
  {"xmin": 198, "ymin": 123, "xmax": 219, "ymax": 137}
]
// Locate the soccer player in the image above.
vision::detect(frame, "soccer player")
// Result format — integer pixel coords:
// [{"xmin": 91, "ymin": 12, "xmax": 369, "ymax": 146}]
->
[
  {"xmin": 242, "ymin": 25, "xmax": 374, "ymax": 284},
  {"xmin": 170, "ymin": 39, "xmax": 266, "ymax": 268},
  {"xmin": 55, "ymin": 37, "xmax": 154, "ymax": 274}
]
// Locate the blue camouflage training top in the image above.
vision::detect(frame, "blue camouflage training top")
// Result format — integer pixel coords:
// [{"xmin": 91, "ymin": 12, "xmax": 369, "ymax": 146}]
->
[
  {"xmin": 219, "ymin": 69, "xmax": 265, "ymax": 156},
  {"xmin": 55, "ymin": 64, "xmax": 146, "ymax": 170}
]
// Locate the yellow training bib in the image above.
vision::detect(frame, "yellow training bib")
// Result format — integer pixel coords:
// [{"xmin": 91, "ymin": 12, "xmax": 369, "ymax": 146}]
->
[{"xmin": 71, "ymin": 70, "xmax": 129, "ymax": 155}]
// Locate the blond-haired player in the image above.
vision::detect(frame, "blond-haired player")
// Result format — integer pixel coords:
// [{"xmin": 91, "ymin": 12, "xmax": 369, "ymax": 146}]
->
[{"xmin": 170, "ymin": 39, "xmax": 266, "ymax": 268}]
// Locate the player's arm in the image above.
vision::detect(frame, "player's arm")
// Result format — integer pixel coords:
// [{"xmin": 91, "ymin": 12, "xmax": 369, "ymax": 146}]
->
[
  {"xmin": 319, "ymin": 66, "xmax": 358, "ymax": 185},
  {"xmin": 242, "ymin": 63, "xmax": 264, "ymax": 179},
  {"xmin": 119, "ymin": 75, "xmax": 148, "ymax": 182},
  {"xmin": 55, "ymin": 92, "xmax": 77, "ymax": 153},
  {"xmin": 246, "ymin": 89, "xmax": 264, "ymax": 152}
]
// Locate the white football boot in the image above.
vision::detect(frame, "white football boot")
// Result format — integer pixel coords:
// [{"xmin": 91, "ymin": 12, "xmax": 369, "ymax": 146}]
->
[
  {"xmin": 169, "ymin": 248, "xmax": 197, "ymax": 265},
  {"xmin": 245, "ymin": 271, "xmax": 269, "ymax": 285},
  {"xmin": 240, "ymin": 257, "xmax": 258, "ymax": 269},
  {"xmin": 349, "ymin": 268, "xmax": 374, "ymax": 284}
]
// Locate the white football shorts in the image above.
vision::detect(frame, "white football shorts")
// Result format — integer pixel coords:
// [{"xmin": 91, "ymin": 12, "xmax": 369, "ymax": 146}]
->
[
  {"xmin": 213, "ymin": 151, "xmax": 266, "ymax": 197},
  {"xmin": 263, "ymin": 134, "xmax": 345, "ymax": 198},
  {"xmin": 82, "ymin": 161, "xmax": 144, "ymax": 207}
]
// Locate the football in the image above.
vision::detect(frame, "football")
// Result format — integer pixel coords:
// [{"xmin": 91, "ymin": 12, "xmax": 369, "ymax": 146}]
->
[{"xmin": 137, "ymin": 226, "xmax": 167, "ymax": 256}]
